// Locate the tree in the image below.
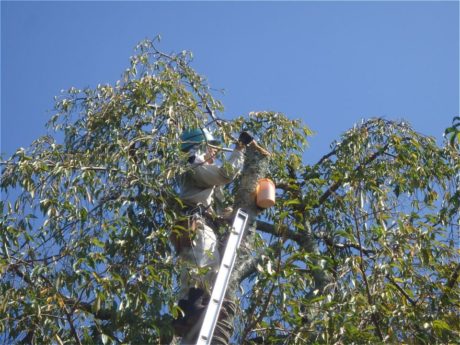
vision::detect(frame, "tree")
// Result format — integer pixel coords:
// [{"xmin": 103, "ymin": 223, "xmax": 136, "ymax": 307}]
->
[{"xmin": 1, "ymin": 38, "xmax": 458, "ymax": 344}]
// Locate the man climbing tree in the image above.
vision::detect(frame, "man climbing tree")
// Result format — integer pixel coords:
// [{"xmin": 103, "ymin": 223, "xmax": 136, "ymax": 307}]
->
[
  {"xmin": 171, "ymin": 127, "xmax": 246, "ymax": 339},
  {"xmin": 172, "ymin": 126, "xmax": 271, "ymax": 344},
  {"xmin": 1, "ymin": 38, "xmax": 458, "ymax": 344}
]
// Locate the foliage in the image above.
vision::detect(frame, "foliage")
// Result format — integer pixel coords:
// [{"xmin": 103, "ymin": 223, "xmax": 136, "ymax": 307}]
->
[
  {"xmin": 245, "ymin": 119, "xmax": 459, "ymax": 344},
  {"xmin": 1, "ymin": 38, "xmax": 458, "ymax": 344}
]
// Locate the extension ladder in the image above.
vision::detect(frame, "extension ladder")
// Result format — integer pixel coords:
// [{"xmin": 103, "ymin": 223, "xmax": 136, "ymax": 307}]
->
[{"xmin": 195, "ymin": 209, "xmax": 249, "ymax": 345}]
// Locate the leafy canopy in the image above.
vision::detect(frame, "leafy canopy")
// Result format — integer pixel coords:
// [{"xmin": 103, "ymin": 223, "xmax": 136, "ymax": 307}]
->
[{"xmin": 1, "ymin": 38, "xmax": 458, "ymax": 344}]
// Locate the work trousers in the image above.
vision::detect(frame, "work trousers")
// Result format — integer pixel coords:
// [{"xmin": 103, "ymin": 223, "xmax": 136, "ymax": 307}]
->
[{"xmin": 177, "ymin": 215, "xmax": 220, "ymax": 299}]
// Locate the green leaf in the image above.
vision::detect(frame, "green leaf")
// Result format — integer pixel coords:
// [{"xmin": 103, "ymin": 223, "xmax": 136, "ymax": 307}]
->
[
  {"xmin": 284, "ymin": 199, "xmax": 301, "ymax": 206},
  {"xmin": 91, "ymin": 237, "xmax": 105, "ymax": 248},
  {"xmin": 267, "ymin": 260, "xmax": 273, "ymax": 275},
  {"xmin": 433, "ymin": 319, "xmax": 451, "ymax": 331},
  {"xmin": 80, "ymin": 207, "xmax": 88, "ymax": 222},
  {"xmin": 335, "ymin": 230, "xmax": 355, "ymax": 242},
  {"xmin": 101, "ymin": 334, "xmax": 109, "ymax": 345}
]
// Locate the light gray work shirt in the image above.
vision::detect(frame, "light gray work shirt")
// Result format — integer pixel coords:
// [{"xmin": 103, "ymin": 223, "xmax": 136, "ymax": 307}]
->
[{"xmin": 179, "ymin": 148, "xmax": 245, "ymax": 208}]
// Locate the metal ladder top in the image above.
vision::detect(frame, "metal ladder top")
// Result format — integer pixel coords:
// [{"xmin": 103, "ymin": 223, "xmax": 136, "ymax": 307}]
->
[{"xmin": 196, "ymin": 209, "xmax": 249, "ymax": 345}]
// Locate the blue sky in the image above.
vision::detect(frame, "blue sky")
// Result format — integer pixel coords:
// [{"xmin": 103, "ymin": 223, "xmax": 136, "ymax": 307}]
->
[{"xmin": 2, "ymin": 1, "xmax": 459, "ymax": 165}]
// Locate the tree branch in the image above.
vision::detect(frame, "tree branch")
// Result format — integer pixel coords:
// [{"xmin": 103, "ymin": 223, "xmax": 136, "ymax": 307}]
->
[
  {"xmin": 317, "ymin": 142, "xmax": 390, "ymax": 206},
  {"xmin": 220, "ymin": 143, "xmax": 271, "ymax": 344},
  {"xmin": 386, "ymin": 274, "xmax": 416, "ymax": 307},
  {"xmin": 63, "ymin": 306, "xmax": 83, "ymax": 345},
  {"xmin": 255, "ymin": 220, "xmax": 303, "ymax": 244},
  {"xmin": 314, "ymin": 148, "xmax": 337, "ymax": 167},
  {"xmin": 7, "ymin": 264, "xmax": 113, "ymax": 321},
  {"xmin": 256, "ymin": 220, "xmax": 375, "ymax": 255},
  {"xmin": 440, "ymin": 262, "xmax": 460, "ymax": 303},
  {"xmin": 446, "ymin": 262, "xmax": 460, "ymax": 291},
  {"xmin": 355, "ymin": 190, "xmax": 384, "ymax": 341}
]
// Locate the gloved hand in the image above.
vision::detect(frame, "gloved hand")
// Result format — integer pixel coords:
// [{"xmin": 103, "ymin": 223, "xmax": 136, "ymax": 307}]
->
[
  {"xmin": 187, "ymin": 155, "xmax": 196, "ymax": 164},
  {"xmin": 238, "ymin": 131, "xmax": 254, "ymax": 145}
]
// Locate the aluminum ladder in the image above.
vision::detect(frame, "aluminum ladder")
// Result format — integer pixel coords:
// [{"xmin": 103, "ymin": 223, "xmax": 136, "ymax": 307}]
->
[{"xmin": 195, "ymin": 209, "xmax": 249, "ymax": 345}]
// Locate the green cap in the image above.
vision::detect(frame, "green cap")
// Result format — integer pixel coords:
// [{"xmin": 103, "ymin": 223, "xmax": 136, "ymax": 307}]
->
[{"xmin": 180, "ymin": 128, "xmax": 220, "ymax": 152}]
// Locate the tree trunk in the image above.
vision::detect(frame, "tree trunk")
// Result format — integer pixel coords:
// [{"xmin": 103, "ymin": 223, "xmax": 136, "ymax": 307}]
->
[{"xmin": 213, "ymin": 144, "xmax": 271, "ymax": 345}]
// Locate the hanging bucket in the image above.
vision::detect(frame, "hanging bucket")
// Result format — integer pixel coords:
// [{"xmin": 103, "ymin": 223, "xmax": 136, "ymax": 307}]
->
[{"xmin": 256, "ymin": 178, "xmax": 276, "ymax": 208}]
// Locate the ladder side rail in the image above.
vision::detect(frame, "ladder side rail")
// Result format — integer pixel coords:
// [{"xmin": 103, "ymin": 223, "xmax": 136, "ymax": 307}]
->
[{"xmin": 196, "ymin": 209, "xmax": 249, "ymax": 345}]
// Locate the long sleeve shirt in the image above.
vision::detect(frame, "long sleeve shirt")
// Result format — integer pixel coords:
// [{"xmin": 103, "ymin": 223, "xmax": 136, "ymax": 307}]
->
[{"xmin": 179, "ymin": 148, "xmax": 245, "ymax": 208}]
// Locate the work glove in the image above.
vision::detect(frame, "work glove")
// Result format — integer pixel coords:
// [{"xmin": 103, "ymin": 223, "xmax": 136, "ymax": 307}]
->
[
  {"xmin": 238, "ymin": 131, "xmax": 254, "ymax": 145},
  {"xmin": 187, "ymin": 155, "xmax": 196, "ymax": 164}
]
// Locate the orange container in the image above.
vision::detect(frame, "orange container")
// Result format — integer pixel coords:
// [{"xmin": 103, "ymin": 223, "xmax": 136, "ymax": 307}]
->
[{"xmin": 256, "ymin": 178, "xmax": 276, "ymax": 208}]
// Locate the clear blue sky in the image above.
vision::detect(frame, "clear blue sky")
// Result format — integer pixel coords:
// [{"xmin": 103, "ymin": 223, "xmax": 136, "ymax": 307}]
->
[{"xmin": 2, "ymin": 1, "xmax": 459, "ymax": 164}]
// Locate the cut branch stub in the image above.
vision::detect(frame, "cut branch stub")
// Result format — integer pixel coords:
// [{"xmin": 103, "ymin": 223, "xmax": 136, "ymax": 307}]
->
[{"xmin": 233, "ymin": 144, "xmax": 271, "ymax": 221}]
